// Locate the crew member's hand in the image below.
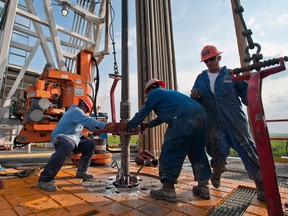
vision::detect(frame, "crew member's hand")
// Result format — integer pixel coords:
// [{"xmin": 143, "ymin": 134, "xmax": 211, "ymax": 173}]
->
[
  {"xmin": 140, "ymin": 122, "xmax": 149, "ymax": 132},
  {"xmin": 105, "ymin": 122, "xmax": 116, "ymax": 132},
  {"xmin": 119, "ymin": 121, "xmax": 127, "ymax": 131},
  {"xmin": 190, "ymin": 88, "xmax": 202, "ymax": 99}
]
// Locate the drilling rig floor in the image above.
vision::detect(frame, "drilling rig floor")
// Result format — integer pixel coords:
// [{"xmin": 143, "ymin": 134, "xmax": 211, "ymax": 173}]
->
[{"xmin": 0, "ymin": 150, "xmax": 287, "ymax": 216}]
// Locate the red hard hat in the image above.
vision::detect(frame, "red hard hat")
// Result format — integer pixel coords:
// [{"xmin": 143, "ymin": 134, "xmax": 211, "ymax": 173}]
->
[
  {"xmin": 145, "ymin": 78, "xmax": 166, "ymax": 94},
  {"xmin": 78, "ymin": 97, "xmax": 93, "ymax": 113},
  {"xmin": 200, "ymin": 45, "xmax": 223, "ymax": 62}
]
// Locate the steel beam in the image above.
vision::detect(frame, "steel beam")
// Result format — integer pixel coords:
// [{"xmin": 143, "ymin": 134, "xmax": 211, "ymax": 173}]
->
[
  {"xmin": 0, "ymin": 0, "xmax": 19, "ymax": 93},
  {"xmin": 43, "ymin": 0, "xmax": 65, "ymax": 70},
  {"xmin": 3, "ymin": 39, "xmax": 40, "ymax": 107},
  {"xmin": 25, "ymin": 0, "xmax": 55, "ymax": 68}
]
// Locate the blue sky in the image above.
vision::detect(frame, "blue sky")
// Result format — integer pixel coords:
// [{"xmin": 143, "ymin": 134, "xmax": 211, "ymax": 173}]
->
[{"xmin": 97, "ymin": 0, "xmax": 288, "ymax": 134}]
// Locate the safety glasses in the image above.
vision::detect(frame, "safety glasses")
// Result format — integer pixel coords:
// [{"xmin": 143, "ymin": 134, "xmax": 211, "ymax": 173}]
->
[
  {"xmin": 147, "ymin": 84, "xmax": 160, "ymax": 93},
  {"xmin": 204, "ymin": 56, "xmax": 217, "ymax": 64}
]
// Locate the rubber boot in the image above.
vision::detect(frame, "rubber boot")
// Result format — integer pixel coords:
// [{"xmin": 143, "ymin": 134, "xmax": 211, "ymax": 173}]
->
[
  {"xmin": 255, "ymin": 181, "xmax": 265, "ymax": 201},
  {"xmin": 76, "ymin": 155, "xmax": 94, "ymax": 181},
  {"xmin": 211, "ymin": 169, "xmax": 224, "ymax": 188},
  {"xmin": 76, "ymin": 171, "xmax": 94, "ymax": 180},
  {"xmin": 38, "ymin": 181, "xmax": 58, "ymax": 192},
  {"xmin": 192, "ymin": 182, "xmax": 210, "ymax": 200},
  {"xmin": 150, "ymin": 180, "xmax": 177, "ymax": 203}
]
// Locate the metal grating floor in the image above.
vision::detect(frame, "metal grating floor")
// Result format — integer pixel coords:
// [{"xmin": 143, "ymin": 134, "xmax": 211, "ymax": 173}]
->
[
  {"xmin": 209, "ymin": 188, "xmax": 256, "ymax": 216},
  {"xmin": 222, "ymin": 170, "xmax": 288, "ymax": 188},
  {"xmin": 221, "ymin": 161, "xmax": 288, "ymax": 188}
]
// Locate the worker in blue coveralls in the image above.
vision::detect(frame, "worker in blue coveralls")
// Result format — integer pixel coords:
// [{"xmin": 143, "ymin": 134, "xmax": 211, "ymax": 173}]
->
[
  {"xmin": 123, "ymin": 78, "xmax": 212, "ymax": 203},
  {"xmin": 38, "ymin": 97, "xmax": 115, "ymax": 192},
  {"xmin": 190, "ymin": 45, "xmax": 264, "ymax": 201}
]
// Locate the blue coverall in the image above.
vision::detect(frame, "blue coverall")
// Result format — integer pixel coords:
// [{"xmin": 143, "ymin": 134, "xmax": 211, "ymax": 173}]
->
[
  {"xmin": 39, "ymin": 104, "xmax": 106, "ymax": 182},
  {"xmin": 127, "ymin": 88, "xmax": 211, "ymax": 184},
  {"xmin": 193, "ymin": 66, "xmax": 262, "ymax": 182}
]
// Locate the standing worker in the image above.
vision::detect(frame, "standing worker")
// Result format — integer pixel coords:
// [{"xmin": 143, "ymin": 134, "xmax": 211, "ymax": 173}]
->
[
  {"xmin": 38, "ymin": 97, "xmax": 115, "ymax": 192},
  {"xmin": 123, "ymin": 78, "xmax": 212, "ymax": 202},
  {"xmin": 190, "ymin": 45, "xmax": 264, "ymax": 201}
]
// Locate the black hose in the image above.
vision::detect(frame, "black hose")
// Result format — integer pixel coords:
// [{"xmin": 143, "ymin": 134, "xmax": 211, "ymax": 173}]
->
[{"xmin": 91, "ymin": 56, "xmax": 100, "ymax": 118}]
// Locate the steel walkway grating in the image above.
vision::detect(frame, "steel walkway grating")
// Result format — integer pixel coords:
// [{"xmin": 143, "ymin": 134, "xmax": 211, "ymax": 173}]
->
[
  {"xmin": 209, "ymin": 188, "xmax": 256, "ymax": 216},
  {"xmin": 222, "ymin": 171, "xmax": 288, "ymax": 188}
]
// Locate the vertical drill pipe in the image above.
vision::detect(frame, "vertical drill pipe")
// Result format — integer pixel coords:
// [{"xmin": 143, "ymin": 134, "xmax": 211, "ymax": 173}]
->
[
  {"xmin": 120, "ymin": 0, "xmax": 131, "ymax": 181},
  {"xmin": 135, "ymin": 0, "xmax": 146, "ymax": 151},
  {"xmin": 166, "ymin": 0, "xmax": 177, "ymax": 90},
  {"xmin": 135, "ymin": 0, "xmax": 175, "ymax": 155}
]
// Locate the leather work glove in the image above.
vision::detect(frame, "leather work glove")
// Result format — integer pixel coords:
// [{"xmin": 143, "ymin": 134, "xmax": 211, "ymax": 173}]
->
[
  {"xmin": 105, "ymin": 122, "xmax": 116, "ymax": 132},
  {"xmin": 140, "ymin": 122, "xmax": 149, "ymax": 132},
  {"xmin": 190, "ymin": 88, "xmax": 202, "ymax": 99}
]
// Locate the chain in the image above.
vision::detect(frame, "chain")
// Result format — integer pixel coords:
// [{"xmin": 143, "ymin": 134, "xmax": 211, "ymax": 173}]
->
[
  {"xmin": 109, "ymin": 0, "xmax": 119, "ymax": 75},
  {"xmin": 233, "ymin": 56, "xmax": 288, "ymax": 75},
  {"xmin": 112, "ymin": 41, "xmax": 119, "ymax": 75},
  {"xmin": 233, "ymin": 0, "xmax": 263, "ymax": 64}
]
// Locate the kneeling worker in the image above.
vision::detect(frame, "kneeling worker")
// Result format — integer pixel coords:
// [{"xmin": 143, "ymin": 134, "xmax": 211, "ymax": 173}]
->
[{"xmin": 38, "ymin": 97, "xmax": 115, "ymax": 192}]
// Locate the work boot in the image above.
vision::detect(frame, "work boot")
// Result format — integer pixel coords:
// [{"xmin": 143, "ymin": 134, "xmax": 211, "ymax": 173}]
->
[
  {"xmin": 76, "ymin": 171, "xmax": 94, "ymax": 181},
  {"xmin": 211, "ymin": 169, "xmax": 224, "ymax": 188},
  {"xmin": 150, "ymin": 180, "xmax": 177, "ymax": 203},
  {"xmin": 37, "ymin": 181, "xmax": 58, "ymax": 192},
  {"xmin": 255, "ymin": 181, "xmax": 265, "ymax": 201},
  {"xmin": 192, "ymin": 182, "xmax": 210, "ymax": 200}
]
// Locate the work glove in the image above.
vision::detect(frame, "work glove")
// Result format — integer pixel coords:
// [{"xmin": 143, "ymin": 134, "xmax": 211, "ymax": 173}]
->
[
  {"xmin": 119, "ymin": 121, "xmax": 127, "ymax": 131},
  {"xmin": 105, "ymin": 122, "xmax": 116, "ymax": 132},
  {"xmin": 190, "ymin": 88, "xmax": 202, "ymax": 99},
  {"xmin": 140, "ymin": 122, "xmax": 149, "ymax": 132}
]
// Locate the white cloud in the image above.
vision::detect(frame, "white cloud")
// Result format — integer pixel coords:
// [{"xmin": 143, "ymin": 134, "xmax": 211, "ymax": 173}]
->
[
  {"xmin": 176, "ymin": 71, "xmax": 197, "ymax": 95},
  {"xmin": 128, "ymin": 26, "xmax": 137, "ymax": 48},
  {"xmin": 276, "ymin": 14, "xmax": 288, "ymax": 25},
  {"xmin": 248, "ymin": 17, "xmax": 256, "ymax": 26},
  {"xmin": 261, "ymin": 75, "xmax": 288, "ymax": 133},
  {"xmin": 197, "ymin": 37, "xmax": 207, "ymax": 44}
]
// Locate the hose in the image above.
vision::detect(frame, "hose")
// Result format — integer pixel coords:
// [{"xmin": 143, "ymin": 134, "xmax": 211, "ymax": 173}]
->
[{"xmin": 91, "ymin": 56, "xmax": 100, "ymax": 118}]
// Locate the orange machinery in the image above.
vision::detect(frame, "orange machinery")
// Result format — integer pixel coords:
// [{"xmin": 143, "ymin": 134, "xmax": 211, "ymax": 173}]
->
[
  {"xmin": 14, "ymin": 50, "xmax": 99, "ymax": 145},
  {"xmin": 12, "ymin": 49, "xmax": 142, "ymax": 165}
]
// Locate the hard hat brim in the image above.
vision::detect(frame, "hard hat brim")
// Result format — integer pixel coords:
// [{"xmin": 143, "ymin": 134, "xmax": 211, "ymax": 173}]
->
[
  {"xmin": 144, "ymin": 80, "xmax": 166, "ymax": 94},
  {"xmin": 200, "ymin": 51, "xmax": 223, "ymax": 62}
]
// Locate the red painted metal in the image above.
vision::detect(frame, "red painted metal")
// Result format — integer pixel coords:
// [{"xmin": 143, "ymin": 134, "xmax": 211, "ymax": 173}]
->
[
  {"xmin": 231, "ymin": 58, "xmax": 286, "ymax": 216},
  {"xmin": 109, "ymin": 74, "xmax": 122, "ymax": 123},
  {"xmin": 266, "ymin": 119, "xmax": 288, "ymax": 122},
  {"xmin": 93, "ymin": 122, "xmax": 141, "ymax": 136},
  {"xmin": 135, "ymin": 148, "xmax": 158, "ymax": 167}
]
